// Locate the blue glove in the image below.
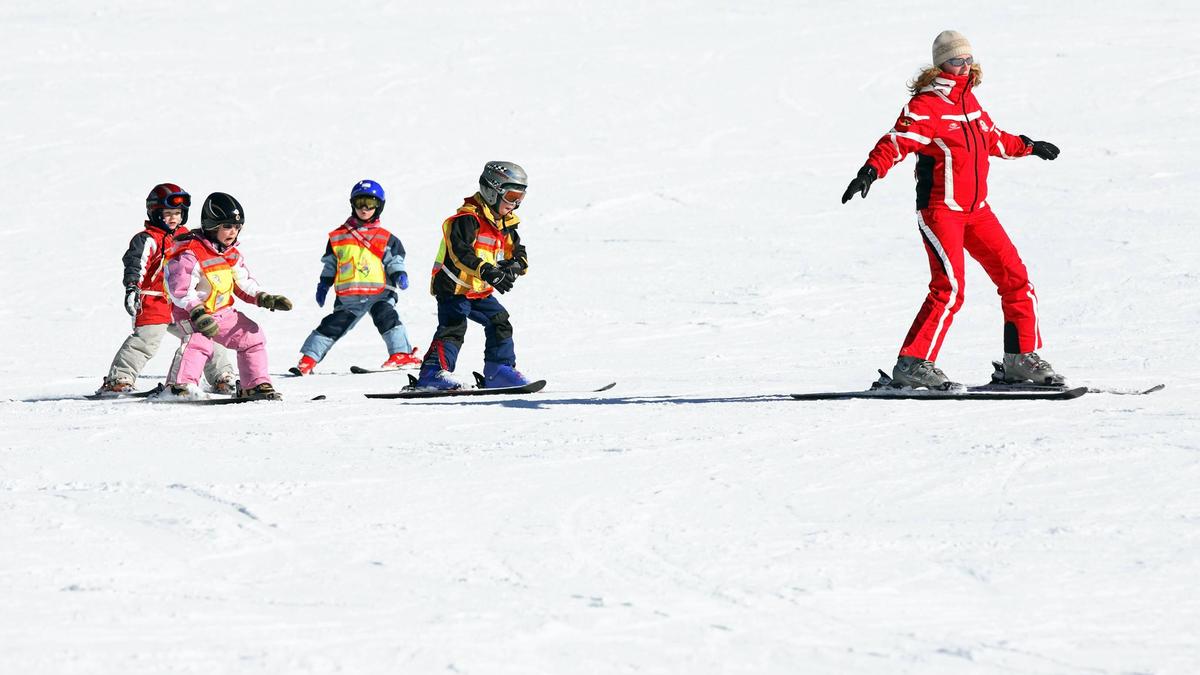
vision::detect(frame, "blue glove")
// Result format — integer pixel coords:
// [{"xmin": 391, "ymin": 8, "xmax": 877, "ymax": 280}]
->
[
  {"xmin": 396, "ymin": 271, "xmax": 409, "ymax": 290},
  {"xmin": 315, "ymin": 280, "xmax": 331, "ymax": 307}
]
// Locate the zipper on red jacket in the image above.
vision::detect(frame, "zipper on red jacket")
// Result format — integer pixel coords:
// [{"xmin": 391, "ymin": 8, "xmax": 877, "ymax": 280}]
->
[{"xmin": 962, "ymin": 87, "xmax": 981, "ymax": 212}]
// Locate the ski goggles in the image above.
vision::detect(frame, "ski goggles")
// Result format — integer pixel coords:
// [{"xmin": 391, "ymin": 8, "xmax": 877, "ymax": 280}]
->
[
  {"xmin": 218, "ymin": 222, "xmax": 242, "ymax": 231},
  {"xmin": 944, "ymin": 55, "xmax": 974, "ymax": 67},
  {"xmin": 352, "ymin": 196, "xmax": 381, "ymax": 210},
  {"xmin": 500, "ymin": 188, "xmax": 525, "ymax": 206},
  {"xmin": 161, "ymin": 192, "xmax": 191, "ymax": 209}
]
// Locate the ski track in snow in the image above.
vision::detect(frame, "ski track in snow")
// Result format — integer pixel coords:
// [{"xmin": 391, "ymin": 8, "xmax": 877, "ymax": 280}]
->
[{"xmin": 2, "ymin": 2, "xmax": 1200, "ymax": 674}]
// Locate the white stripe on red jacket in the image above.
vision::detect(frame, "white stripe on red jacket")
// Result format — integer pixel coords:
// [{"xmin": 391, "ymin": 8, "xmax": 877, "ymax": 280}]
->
[{"xmin": 862, "ymin": 72, "xmax": 1032, "ymax": 212}]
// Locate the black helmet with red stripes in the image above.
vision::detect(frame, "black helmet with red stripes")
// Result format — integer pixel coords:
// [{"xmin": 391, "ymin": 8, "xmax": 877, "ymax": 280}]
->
[{"xmin": 146, "ymin": 183, "xmax": 191, "ymax": 229}]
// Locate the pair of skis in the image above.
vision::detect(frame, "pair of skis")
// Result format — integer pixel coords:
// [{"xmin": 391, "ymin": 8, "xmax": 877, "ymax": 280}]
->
[
  {"xmin": 289, "ymin": 364, "xmax": 616, "ymax": 399},
  {"xmin": 86, "ymin": 383, "xmax": 314, "ymax": 405},
  {"xmin": 81, "ymin": 364, "xmax": 1162, "ymax": 403},
  {"xmin": 790, "ymin": 367, "xmax": 1164, "ymax": 401},
  {"xmin": 365, "ymin": 374, "xmax": 620, "ymax": 399}
]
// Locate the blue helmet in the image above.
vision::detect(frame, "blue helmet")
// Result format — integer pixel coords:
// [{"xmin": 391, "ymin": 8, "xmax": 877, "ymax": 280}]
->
[{"xmin": 349, "ymin": 179, "xmax": 385, "ymax": 220}]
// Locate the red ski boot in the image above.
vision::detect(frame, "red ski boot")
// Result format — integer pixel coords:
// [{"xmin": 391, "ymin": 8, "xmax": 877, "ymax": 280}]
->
[
  {"xmin": 294, "ymin": 355, "xmax": 317, "ymax": 375},
  {"xmin": 380, "ymin": 348, "xmax": 421, "ymax": 370}
]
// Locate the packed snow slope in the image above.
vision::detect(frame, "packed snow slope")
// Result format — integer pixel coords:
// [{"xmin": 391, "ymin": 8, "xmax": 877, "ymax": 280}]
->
[{"xmin": 2, "ymin": 2, "xmax": 1198, "ymax": 673}]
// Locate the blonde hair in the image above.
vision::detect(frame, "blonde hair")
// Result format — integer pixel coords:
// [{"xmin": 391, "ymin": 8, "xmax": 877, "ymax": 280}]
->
[{"xmin": 908, "ymin": 63, "xmax": 982, "ymax": 96}]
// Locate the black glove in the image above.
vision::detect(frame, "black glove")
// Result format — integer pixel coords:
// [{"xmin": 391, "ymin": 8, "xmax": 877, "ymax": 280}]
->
[
  {"xmin": 123, "ymin": 286, "xmax": 140, "ymax": 317},
  {"xmin": 256, "ymin": 292, "xmax": 293, "ymax": 311},
  {"xmin": 189, "ymin": 306, "xmax": 220, "ymax": 338},
  {"xmin": 498, "ymin": 258, "xmax": 524, "ymax": 283},
  {"xmin": 841, "ymin": 165, "xmax": 878, "ymax": 203},
  {"xmin": 480, "ymin": 263, "xmax": 514, "ymax": 294},
  {"xmin": 1020, "ymin": 135, "xmax": 1060, "ymax": 160}
]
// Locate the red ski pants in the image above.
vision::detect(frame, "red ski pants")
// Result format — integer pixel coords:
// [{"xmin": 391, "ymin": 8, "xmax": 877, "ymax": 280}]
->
[{"xmin": 900, "ymin": 207, "xmax": 1043, "ymax": 362}]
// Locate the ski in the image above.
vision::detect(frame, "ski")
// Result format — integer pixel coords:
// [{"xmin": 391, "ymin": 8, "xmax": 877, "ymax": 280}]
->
[
  {"xmin": 985, "ymin": 363, "xmax": 1164, "ymax": 396},
  {"xmin": 146, "ymin": 393, "xmax": 325, "ymax": 405},
  {"xmin": 349, "ymin": 365, "xmax": 419, "ymax": 375},
  {"xmin": 84, "ymin": 383, "xmax": 166, "ymax": 400},
  {"xmin": 365, "ymin": 373, "xmax": 547, "ymax": 399},
  {"xmin": 286, "ymin": 366, "xmax": 420, "ymax": 377},
  {"xmin": 792, "ymin": 386, "xmax": 1087, "ymax": 401},
  {"xmin": 148, "ymin": 395, "xmax": 268, "ymax": 405},
  {"xmin": 974, "ymin": 382, "xmax": 1165, "ymax": 396},
  {"xmin": 1089, "ymin": 383, "xmax": 1165, "ymax": 396},
  {"xmin": 792, "ymin": 370, "xmax": 1086, "ymax": 401}
]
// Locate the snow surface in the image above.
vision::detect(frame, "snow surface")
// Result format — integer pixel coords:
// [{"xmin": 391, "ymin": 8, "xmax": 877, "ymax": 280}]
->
[{"xmin": 2, "ymin": 2, "xmax": 1199, "ymax": 673}]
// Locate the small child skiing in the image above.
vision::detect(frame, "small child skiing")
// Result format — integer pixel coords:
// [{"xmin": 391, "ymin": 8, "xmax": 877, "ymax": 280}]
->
[
  {"xmin": 97, "ymin": 183, "xmax": 237, "ymax": 396},
  {"xmin": 163, "ymin": 192, "xmax": 292, "ymax": 400},
  {"xmin": 293, "ymin": 179, "xmax": 419, "ymax": 375},
  {"xmin": 415, "ymin": 161, "xmax": 531, "ymax": 390}
]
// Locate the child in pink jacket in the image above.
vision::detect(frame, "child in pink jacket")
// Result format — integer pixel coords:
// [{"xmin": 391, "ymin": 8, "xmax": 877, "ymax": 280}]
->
[{"xmin": 163, "ymin": 192, "xmax": 292, "ymax": 400}]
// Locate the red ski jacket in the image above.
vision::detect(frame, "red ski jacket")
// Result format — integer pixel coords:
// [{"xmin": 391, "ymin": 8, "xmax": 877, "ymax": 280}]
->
[
  {"xmin": 121, "ymin": 221, "xmax": 187, "ymax": 326},
  {"xmin": 863, "ymin": 71, "xmax": 1032, "ymax": 212}
]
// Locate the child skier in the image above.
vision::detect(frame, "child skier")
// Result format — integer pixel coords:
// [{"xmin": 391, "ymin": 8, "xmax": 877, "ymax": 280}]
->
[
  {"xmin": 163, "ymin": 192, "xmax": 292, "ymax": 400},
  {"xmin": 293, "ymin": 179, "xmax": 419, "ymax": 375},
  {"xmin": 415, "ymin": 161, "xmax": 531, "ymax": 390},
  {"xmin": 97, "ymin": 183, "xmax": 237, "ymax": 395},
  {"xmin": 841, "ymin": 30, "xmax": 1064, "ymax": 389}
]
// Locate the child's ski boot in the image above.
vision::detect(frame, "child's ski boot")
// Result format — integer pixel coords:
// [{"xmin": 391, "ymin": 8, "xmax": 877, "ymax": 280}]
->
[
  {"xmin": 211, "ymin": 372, "xmax": 239, "ymax": 395},
  {"xmin": 481, "ymin": 363, "xmax": 529, "ymax": 389},
  {"xmin": 294, "ymin": 355, "xmax": 317, "ymax": 376},
  {"xmin": 95, "ymin": 376, "xmax": 134, "ymax": 395},
  {"xmin": 415, "ymin": 366, "xmax": 461, "ymax": 391},
  {"xmin": 238, "ymin": 382, "xmax": 283, "ymax": 401},
  {"xmin": 158, "ymin": 382, "xmax": 210, "ymax": 401},
  {"xmin": 240, "ymin": 381, "xmax": 284, "ymax": 396},
  {"xmin": 380, "ymin": 348, "xmax": 421, "ymax": 369}
]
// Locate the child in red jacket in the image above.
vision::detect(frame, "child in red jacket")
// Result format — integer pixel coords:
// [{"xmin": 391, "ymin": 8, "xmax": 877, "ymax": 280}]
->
[{"xmin": 97, "ymin": 183, "xmax": 236, "ymax": 396}]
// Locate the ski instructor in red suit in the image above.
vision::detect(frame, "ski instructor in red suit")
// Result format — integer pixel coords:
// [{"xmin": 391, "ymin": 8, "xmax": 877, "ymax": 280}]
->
[{"xmin": 842, "ymin": 30, "xmax": 1065, "ymax": 390}]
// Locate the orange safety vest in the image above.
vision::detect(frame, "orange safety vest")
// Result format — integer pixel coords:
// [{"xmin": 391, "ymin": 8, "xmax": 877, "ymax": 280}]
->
[
  {"xmin": 166, "ymin": 237, "xmax": 239, "ymax": 314},
  {"xmin": 328, "ymin": 223, "xmax": 391, "ymax": 296},
  {"xmin": 432, "ymin": 201, "xmax": 518, "ymax": 299}
]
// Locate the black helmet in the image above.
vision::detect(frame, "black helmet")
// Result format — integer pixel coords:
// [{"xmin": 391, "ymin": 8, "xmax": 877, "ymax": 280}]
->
[{"xmin": 200, "ymin": 192, "xmax": 245, "ymax": 231}]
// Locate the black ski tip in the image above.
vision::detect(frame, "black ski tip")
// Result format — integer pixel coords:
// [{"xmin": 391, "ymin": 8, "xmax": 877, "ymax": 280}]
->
[
  {"xmin": 311, "ymin": 394, "xmax": 327, "ymax": 401},
  {"xmin": 593, "ymin": 382, "xmax": 617, "ymax": 392},
  {"xmin": 286, "ymin": 367, "xmax": 305, "ymax": 377}
]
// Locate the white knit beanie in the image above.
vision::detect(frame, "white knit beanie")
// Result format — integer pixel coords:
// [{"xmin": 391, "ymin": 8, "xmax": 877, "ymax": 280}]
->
[{"xmin": 932, "ymin": 30, "xmax": 973, "ymax": 65}]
